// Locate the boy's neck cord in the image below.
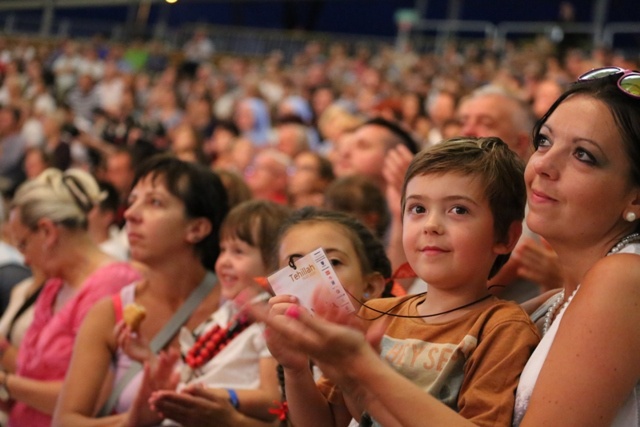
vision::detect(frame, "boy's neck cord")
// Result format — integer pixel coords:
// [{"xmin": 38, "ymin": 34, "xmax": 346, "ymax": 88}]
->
[{"xmin": 356, "ymin": 292, "xmax": 493, "ymax": 321}]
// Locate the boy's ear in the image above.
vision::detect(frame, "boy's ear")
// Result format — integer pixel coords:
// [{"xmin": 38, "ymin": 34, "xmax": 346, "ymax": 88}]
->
[
  {"xmin": 186, "ymin": 217, "xmax": 212, "ymax": 244},
  {"xmin": 493, "ymin": 221, "xmax": 522, "ymax": 255},
  {"xmin": 363, "ymin": 272, "xmax": 386, "ymax": 301}
]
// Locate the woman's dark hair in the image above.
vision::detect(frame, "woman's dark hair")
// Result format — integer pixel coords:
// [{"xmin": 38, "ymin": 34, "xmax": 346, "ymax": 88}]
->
[
  {"xmin": 534, "ymin": 74, "xmax": 640, "ymax": 187},
  {"xmin": 132, "ymin": 154, "xmax": 228, "ymax": 269}
]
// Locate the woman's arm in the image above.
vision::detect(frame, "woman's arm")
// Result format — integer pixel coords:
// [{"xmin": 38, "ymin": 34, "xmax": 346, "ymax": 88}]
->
[
  {"xmin": 520, "ymin": 254, "xmax": 640, "ymax": 426},
  {"xmin": 0, "ymin": 342, "xmax": 18, "ymax": 373},
  {"xmin": 1, "ymin": 371, "xmax": 62, "ymax": 415},
  {"xmin": 52, "ymin": 298, "xmax": 126, "ymax": 427}
]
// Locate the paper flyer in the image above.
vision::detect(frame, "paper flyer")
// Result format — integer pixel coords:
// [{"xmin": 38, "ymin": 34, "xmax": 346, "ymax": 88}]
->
[{"xmin": 268, "ymin": 247, "xmax": 355, "ymax": 315}]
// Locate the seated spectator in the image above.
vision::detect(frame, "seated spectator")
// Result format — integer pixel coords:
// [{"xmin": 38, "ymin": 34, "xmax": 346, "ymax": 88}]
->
[
  {"xmin": 234, "ymin": 97, "xmax": 272, "ymax": 148},
  {"xmin": 0, "ymin": 106, "xmax": 28, "ymax": 193},
  {"xmin": 0, "ymin": 264, "xmax": 45, "ymax": 427},
  {"xmin": 0, "ymin": 265, "xmax": 45, "ymax": 373},
  {"xmin": 88, "ymin": 181, "xmax": 128, "ymax": 261},
  {"xmin": 53, "ymin": 155, "xmax": 228, "ymax": 426},
  {"xmin": 324, "ymin": 174, "xmax": 390, "ymax": 242},
  {"xmin": 287, "ymin": 151, "xmax": 335, "ymax": 209},
  {"xmin": 102, "ymin": 147, "xmax": 136, "ymax": 228},
  {"xmin": 185, "ymin": 95, "xmax": 216, "ymax": 142},
  {"xmin": 40, "ymin": 109, "xmax": 72, "ymax": 171},
  {"xmin": 204, "ymin": 120, "xmax": 239, "ymax": 165},
  {"xmin": 244, "ymin": 149, "xmax": 291, "ymax": 204},
  {"xmin": 94, "ymin": 60, "xmax": 124, "ymax": 117},
  {"xmin": 316, "ymin": 103, "xmax": 363, "ymax": 157},
  {"xmin": 148, "ymin": 85, "xmax": 184, "ymax": 136},
  {"xmin": 425, "ymin": 89, "xmax": 459, "ymax": 147},
  {"xmin": 531, "ymin": 78, "xmax": 565, "ymax": 119},
  {"xmin": 0, "ymin": 198, "xmax": 30, "ymax": 317},
  {"xmin": 66, "ymin": 73, "xmax": 100, "ymax": 126},
  {"xmin": 214, "ymin": 168, "xmax": 253, "ymax": 210},
  {"xmin": 182, "ymin": 27, "xmax": 215, "ymax": 79},
  {"xmin": 170, "ymin": 123, "xmax": 207, "ymax": 165},
  {"xmin": 331, "ymin": 117, "xmax": 418, "ymax": 189},
  {"xmin": 275, "ymin": 121, "xmax": 310, "ymax": 159},
  {"xmin": 4, "ymin": 167, "xmax": 140, "ymax": 426}
]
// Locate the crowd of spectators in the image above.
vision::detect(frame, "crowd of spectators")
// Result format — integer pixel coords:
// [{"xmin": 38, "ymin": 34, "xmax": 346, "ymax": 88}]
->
[{"xmin": 0, "ymin": 25, "xmax": 637, "ymax": 425}]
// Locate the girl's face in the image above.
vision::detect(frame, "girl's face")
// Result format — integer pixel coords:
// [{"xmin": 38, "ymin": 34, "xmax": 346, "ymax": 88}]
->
[
  {"xmin": 277, "ymin": 222, "xmax": 372, "ymax": 302},
  {"xmin": 525, "ymin": 95, "xmax": 638, "ymax": 246},
  {"xmin": 215, "ymin": 236, "xmax": 266, "ymax": 300},
  {"xmin": 403, "ymin": 172, "xmax": 512, "ymax": 291},
  {"xmin": 124, "ymin": 175, "xmax": 194, "ymax": 265}
]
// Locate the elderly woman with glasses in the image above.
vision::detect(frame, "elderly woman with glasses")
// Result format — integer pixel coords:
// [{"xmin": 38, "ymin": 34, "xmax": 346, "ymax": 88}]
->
[
  {"xmin": 258, "ymin": 68, "xmax": 640, "ymax": 427},
  {"xmin": 2, "ymin": 168, "xmax": 140, "ymax": 427}
]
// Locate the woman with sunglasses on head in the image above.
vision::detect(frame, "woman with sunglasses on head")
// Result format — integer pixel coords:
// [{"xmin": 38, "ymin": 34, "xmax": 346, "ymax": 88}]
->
[
  {"xmin": 511, "ymin": 66, "xmax": 640, "ymax": 426},
  {"xmin": 2, "ymin": 168, "xmax": 141, "ymax": 427},
  {"xmin": 258, "ymin": 67, "xmax": 640, "ymax": 427}
]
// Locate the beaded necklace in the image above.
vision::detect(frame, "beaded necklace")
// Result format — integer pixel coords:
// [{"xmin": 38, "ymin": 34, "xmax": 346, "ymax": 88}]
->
[
  {"xmin": 607, "ymin": 232, "xmax": 640, "ymax": 254},
  {"xmin": 185, "ymin": 313, "xmax": 253, "ymax": 369},
  {"xmin": 542, "ymin": 232, "xmax": 640, "ymax": 335},
  {"xmin": 542, "ymin": 287, "xmax": 578, "ymax": 335}
]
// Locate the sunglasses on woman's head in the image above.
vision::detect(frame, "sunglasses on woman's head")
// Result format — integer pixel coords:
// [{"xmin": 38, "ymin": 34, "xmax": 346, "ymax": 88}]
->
[{"xmin": 578, "ymin": 67, "xmax": 640, "ymax": 98}]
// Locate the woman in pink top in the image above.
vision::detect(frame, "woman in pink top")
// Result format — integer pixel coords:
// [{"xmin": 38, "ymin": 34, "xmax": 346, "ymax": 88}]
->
[{"xmin": 3, "ymin": 168, "xmax": 140, "ymax": 427}]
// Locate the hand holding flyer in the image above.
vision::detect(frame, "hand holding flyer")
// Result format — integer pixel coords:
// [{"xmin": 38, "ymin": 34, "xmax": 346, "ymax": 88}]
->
[{"xmin": 268, "ymin": 247, "xmax": 355, "ymax": 315}]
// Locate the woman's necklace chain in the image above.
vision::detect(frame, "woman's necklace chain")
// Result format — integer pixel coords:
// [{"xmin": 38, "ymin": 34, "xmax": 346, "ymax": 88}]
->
[{"xmin": 542, "ymin": 232, "xmax": 640, "ymax": 335}]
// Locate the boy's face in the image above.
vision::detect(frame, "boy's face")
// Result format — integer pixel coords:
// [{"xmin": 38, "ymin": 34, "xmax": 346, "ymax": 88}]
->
[
  {"xmin": 402, "ymin": 172, "xmax": 511, "ymax": 290},
  {"xmin": 215, "ymin": 236, "xmax": 266, "ymax": 300}
]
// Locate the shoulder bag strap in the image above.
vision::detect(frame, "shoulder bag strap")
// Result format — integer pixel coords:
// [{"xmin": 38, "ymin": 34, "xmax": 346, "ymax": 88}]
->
[{"xmin": 98, "ymin": 271, "xmax": 216, "ymax": 417}]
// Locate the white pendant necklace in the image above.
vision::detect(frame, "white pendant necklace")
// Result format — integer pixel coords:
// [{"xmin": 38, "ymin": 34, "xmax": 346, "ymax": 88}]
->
[{"xmin": 542, "ymin": 232, "xmax": 640, "ymax": 336}]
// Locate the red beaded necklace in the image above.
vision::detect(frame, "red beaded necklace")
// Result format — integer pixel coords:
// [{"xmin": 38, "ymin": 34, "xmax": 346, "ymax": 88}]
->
[{"xmin": 185, "ymin": 313, "xmax": 253, "ymax": 369}]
